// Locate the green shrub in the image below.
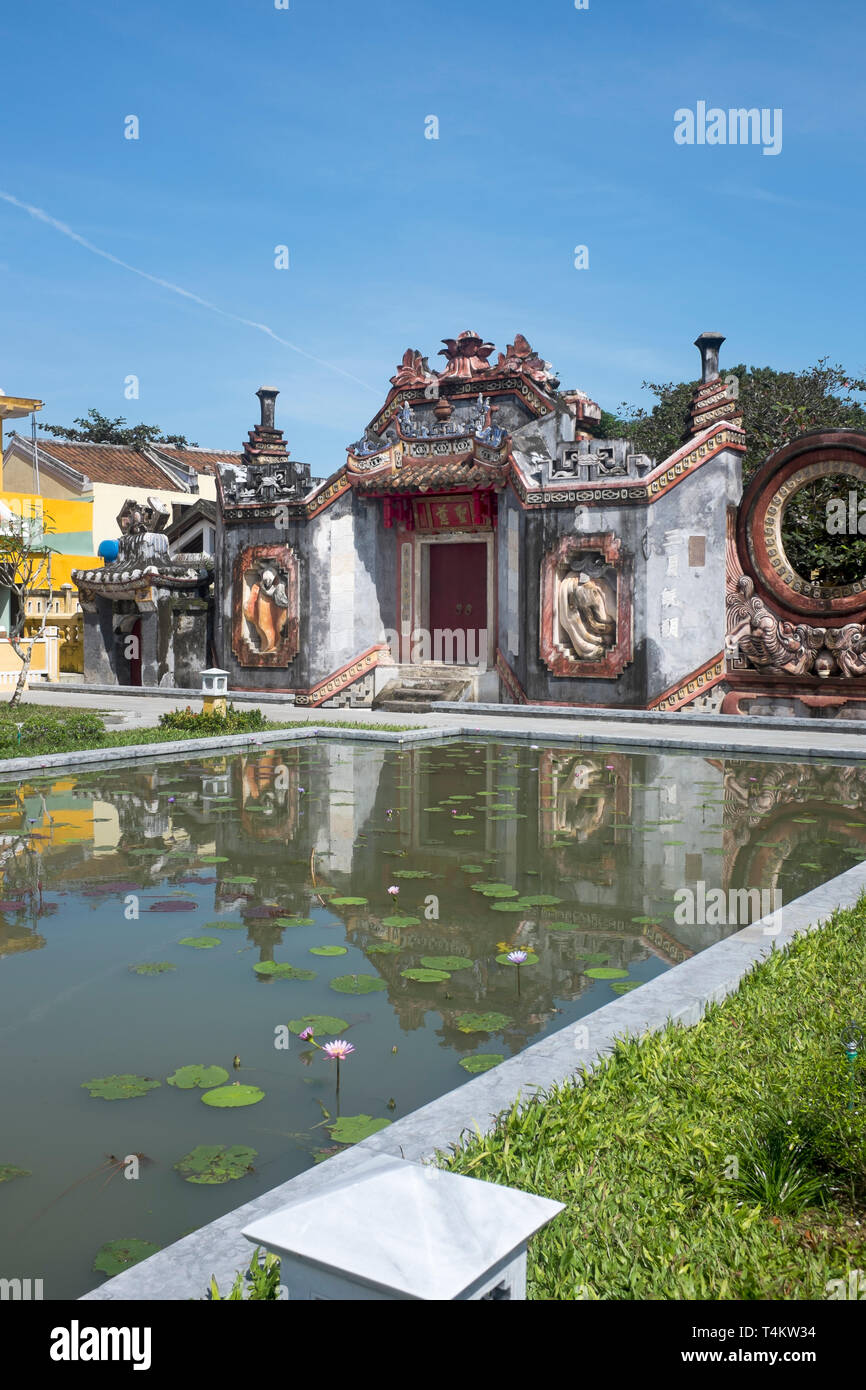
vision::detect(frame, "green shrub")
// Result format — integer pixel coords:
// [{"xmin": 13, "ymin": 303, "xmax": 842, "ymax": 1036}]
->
[
  {"xmin": 207, "ymin": 1248, "xmax": 282, "ymax": 1300},
  {"xmin": 158, "ymin": 704, "xmax": 268, "ymax": 736},
  {"xmin": 0, "ymin": 709, "xmax": 107, "ymax": 754}
]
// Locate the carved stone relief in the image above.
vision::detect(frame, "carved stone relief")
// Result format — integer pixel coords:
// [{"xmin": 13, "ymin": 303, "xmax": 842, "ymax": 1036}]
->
[
  {"xmin": 539, "ymin": 533, "xmax": 633, "ymax": 678},
  {"xmin": 232, "ymin": 544, "xmax": 299, "ymax": 667}
]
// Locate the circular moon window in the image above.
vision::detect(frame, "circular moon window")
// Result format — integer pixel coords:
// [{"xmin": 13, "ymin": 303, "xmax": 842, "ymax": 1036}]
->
[{"xmin": 768, "ymin": 463, "xmax": 866, "ymax": 601}]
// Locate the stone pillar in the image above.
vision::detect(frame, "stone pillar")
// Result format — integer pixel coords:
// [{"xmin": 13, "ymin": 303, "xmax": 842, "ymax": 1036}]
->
[{"xmin": 694, "ymin": 332, "xmax": 726, "ymax": 384}]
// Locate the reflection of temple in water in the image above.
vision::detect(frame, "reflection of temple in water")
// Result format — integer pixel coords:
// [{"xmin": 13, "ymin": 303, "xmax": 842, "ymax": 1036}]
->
[{"xmin": 4, "ymin": 745, "xmax": 865, "ymax": 1037}]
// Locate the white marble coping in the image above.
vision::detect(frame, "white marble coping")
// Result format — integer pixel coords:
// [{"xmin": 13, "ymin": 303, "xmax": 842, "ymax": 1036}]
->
[{"xmin": 241, "ymin": 1155, "xmax": 564, "ymax": 1300}]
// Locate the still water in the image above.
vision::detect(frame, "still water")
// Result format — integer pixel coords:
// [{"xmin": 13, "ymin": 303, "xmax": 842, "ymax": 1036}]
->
[{"xmin": 1, "ymin": 737, "xmax": 864, "ymax": 1298}]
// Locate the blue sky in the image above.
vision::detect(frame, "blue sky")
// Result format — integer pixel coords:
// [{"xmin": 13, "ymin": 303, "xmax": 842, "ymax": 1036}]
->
[{"xmin": 2, "ymin": 0, "xmax": 864, "ymax": 472}]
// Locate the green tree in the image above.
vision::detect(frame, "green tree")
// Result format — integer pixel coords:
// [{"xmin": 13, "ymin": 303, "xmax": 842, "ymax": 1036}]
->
[
  {"xmin": 40, "ymin": 409, "xmax": 197, "ymax": 451},
  {"xmin": 614, "ymin": 360, "xmax": 866, "ymax": 482},
  {"xmin": 0, "ymin": 509, "xmax": 57, "ymax": 707},
  {"xmin": 610, "ymin": 361, "xmax": 866, "ymax": 587}
]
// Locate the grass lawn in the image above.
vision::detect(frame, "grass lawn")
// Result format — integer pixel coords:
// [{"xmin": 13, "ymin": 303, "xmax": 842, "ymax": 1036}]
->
[
  {"xmin": 442, "ymin": 900, "xmax": 866, "ymax": 1300},
  {"xmin": 0, "ymin": 703, "xmax": 413, "ymax": 760}
]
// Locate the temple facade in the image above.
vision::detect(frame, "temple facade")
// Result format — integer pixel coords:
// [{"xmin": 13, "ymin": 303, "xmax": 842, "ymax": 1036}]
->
[
  {"xmin": 74, "ymin": 327, "xmax": 866, "ymax": 717},
  {"xmin": 213, "ymin": 329, "xmax": 744, "ymax": 711}
]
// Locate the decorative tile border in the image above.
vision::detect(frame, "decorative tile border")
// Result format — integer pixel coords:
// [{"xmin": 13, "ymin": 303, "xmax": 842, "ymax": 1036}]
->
[
  {"xmin": 509, "ymin": 425, "xmax": 745, "ymax": 509},
  {"xmin": 647, "ymin": 653, "xmax": 726, "ymax": 712},
  {"xmin": 294, "ymin": 645, "xmax": 388, "ymax": 708}
]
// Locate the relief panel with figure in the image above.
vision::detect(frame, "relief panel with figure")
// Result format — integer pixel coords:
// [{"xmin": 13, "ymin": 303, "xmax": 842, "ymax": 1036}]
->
[
  {"xmin": 232, "ymin": 544, "xmax": 299, "ymax": 667},
  {"xmin": 539, "ymin": 533, "xmax": 633, "ymax": 678}
]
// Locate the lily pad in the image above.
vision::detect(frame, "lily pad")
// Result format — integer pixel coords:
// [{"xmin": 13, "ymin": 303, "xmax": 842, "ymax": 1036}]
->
[
  {"xmin": 496, "ymin": 951, "xmax": 539, "ymax": 965},
  {"xmin": 198, "ymin": 855, "xmax": 229, "ymax": 863},
  {"xmin": 611, "ymin": 981, "xmax": 641, "ymax": 995},
  {"xmin": 327, "ymin": 1114, "xmax": 392, "ymax": 1144},
  {"xmin": 580, "ymin": 953, "xmax": 612, "ymax": 965},
  {"xmin": 274, "ymin": 917, "xmax": 316, "ymax": 928},
  {"xmin": 93, "ymin": 1239, "xmax": 160, "ymax": 1277},
  {"xmin": 392, "ymin": 871, "xmax": 434, "ymax": 880},
  {"xmin": 82, "ymin": 1074, "xmax": 161, "ymax": 1101},
  {"xmin": 201, "ymin": 1084, "xmax": 264, "ymax": 1108},
  {"xmin": 520, "ymin": 894, "xmax": 562, "ymax": 907},
  {"xmin": 129, "ymin": 962, "xmax": 176, "ymax": 975},
  {"xmin": 254, "ymin": 962, "xmax": 316, "ymax": 980},
  {"xmin": 223, "ymin": 875, "xmax": 257, "ymax": 884},
  {"xmin": 419, "ymin": 955, "xmax": 473, "ymax": 972},
  {"xmin": 584, "ymin": 967, "xmax": 629, "ymax": 980},
  {"xmin": 329, "ymin": 896, "xmax": 369, "ymax": 906},
  {"xmin": 166, "ymin": 1064, "xmax": 229, "ymax": 1090},
  {"xmin": 460, "ymin": 865, "xmax": 485, "ymax": 874},
  {"xmin": 490, "ymin": 901, "xmax": 530, "ymax": 912},
  {"xmin": 287, "ymin": 1015, "xmax": 348, "ymax": 1035},
  {"xmin": 455, "ymin": 1011, "xmax": 512, "ymax": 1034},
  {"xmin": 381, "ymin": 914, "xmax": 420, "ymax": 928},
  {"xmin": 0, "ymin": 1165, "xmax": 30, "ymax": 1183},
  {"xmin": 401, "ymin": 967, "xmax": 450, "ymax": 982},
  {"xmin": 174, "ymin": 1144, "xmax": 257, "ymax": 1184},
  {"xmin": 459, "ymin": 1054, "xmax": 504, "ymax": 1074},
  {"xmin": 330, "ymin": 974, "xmax": 387, "ymax": 994},
  {"xmin": 309, "ymin": 945, "xmax": 348, "ymax": 956},
  {"xmin": 204, "ymin": 920, "xmax": 244, "ymax": 930},
  {"xmin": 179, "ymin": 936, "xmax": 221, "ymax": 949},
  {"xmin": 367, "ymin": 942, "xmax": 402, "ymax": 954}
]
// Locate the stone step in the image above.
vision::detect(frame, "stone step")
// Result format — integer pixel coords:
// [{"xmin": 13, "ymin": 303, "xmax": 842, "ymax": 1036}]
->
[{"xmin": 373, "ymin": 672, "xmax": 472, "ymax": 712}]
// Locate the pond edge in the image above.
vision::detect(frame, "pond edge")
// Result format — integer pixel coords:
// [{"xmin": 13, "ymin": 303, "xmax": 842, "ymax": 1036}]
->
[{"xmin": 80, "ymin": 857, "xmax": 866, "ymax": 1301}]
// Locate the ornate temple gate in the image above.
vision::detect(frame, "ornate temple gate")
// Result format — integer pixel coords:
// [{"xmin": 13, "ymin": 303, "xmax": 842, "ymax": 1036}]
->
[
  {"xmin": 384, "ymin": 489, "xmax": 497, "ymax": 668},
  {"xmin": 725, "ymin": 429, "xmax": 866, "ymax": 717}
]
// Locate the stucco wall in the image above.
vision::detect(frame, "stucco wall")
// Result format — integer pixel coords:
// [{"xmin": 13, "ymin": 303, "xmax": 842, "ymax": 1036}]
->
[
  {"xmin": 216, "ymin": 479, "xmax": 396, "ymax": 693},
  {"xmin": 498, "ymin": 448, "xmax": 742, "ymax": 706}
]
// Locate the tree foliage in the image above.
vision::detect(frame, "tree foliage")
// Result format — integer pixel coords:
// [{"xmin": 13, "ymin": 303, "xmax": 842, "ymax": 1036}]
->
[
  {"xmin": 612, "ymin": 360, "xmax": 866, "ymax": 481},
  {"xmin": 609, "ymin": 360, "xmax": 866, "ymax": 586},
  {"xmin": 40, "ymin": 408, "xmax": 197, "ymax": 451},
  {"xmin": 0, "ymin": 511, "xmax": 56, "ymax": 706}
]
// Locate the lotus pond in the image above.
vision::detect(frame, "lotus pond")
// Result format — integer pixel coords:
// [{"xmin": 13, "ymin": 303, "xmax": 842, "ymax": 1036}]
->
[{"xmin": 1, "ymin": 737, "xmax": 864, "ymax": 1297}]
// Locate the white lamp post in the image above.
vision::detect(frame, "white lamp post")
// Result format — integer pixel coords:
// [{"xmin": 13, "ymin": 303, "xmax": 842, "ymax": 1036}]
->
[
  {"xmin": 201, "ymin": 667, "xmax": 229, "ymax": 716},
  {"xmin": 241, "ymin": 1154, "xmax": 564, "ymax": 1300}
]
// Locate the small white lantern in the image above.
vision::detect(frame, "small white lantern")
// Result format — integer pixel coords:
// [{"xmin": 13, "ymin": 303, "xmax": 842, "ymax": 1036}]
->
[
  {"xmin": 201, "ymin": 667, "xmax": 229, "ymax": 715},
  {"xmin": 242, "ymin": 1154, "xmax": 564, "ymax": 1301},
  {"xmin": 202, "ymin": 668, "xmax": 229, "ymax": 696}
]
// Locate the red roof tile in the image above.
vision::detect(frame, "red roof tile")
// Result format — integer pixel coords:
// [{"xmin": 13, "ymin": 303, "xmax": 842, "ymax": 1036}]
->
[{"xmin": 28, "ymin": 438, "xmax": 239, "ymax": 490}]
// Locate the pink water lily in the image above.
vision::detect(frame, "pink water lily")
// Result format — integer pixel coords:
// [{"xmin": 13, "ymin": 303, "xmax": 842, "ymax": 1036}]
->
[
  {"xmin": 298, "ymin": 1026, "xmax": 315, "ymax": 1041},
  {"xmin": 507, "ymin": 949, "xmax": 528, "ymax": 964},
  {"xmin": 322, "ymin": 1039, "xmax": 355, "ymax": 1062},
  {"xmin": 387, "ymin": 885, "xmax": 400, "ymax": 896}
]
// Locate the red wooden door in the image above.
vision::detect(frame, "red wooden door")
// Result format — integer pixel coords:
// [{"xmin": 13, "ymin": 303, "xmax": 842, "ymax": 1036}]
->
[{"xmin": 428, "ymin": 543, "xmax": 487, "ymax": 664}]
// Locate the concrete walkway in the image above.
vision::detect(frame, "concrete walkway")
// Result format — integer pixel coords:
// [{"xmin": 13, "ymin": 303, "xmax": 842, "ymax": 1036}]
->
[{"xmin": 14, "ymin": 684, "xmax": 866, "ymax": 761}]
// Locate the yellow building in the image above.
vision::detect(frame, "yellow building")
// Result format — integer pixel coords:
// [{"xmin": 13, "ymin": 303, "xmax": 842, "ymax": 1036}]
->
[{"xmin": 1, "ymin": 422, "xmax": 235, "ymax": 676}]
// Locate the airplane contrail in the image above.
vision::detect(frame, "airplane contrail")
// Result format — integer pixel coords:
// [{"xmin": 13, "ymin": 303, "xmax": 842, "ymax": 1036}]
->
[{"xmin": 0, "ymin": 189, "xmax": 378, "ymax": 394}]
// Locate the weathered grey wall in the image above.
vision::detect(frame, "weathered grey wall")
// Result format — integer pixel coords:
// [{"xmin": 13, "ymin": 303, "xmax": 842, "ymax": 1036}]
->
[
  {"xmin": 641, "ymin": 451, "xmax": 741, "ymax": 701},
  {"xmin": 216, "ymin": 480, "xmax": 397, "ymax": 693},
  {"xmin": 82, "ymin": 602, "xmax": 119, "ymax": 684},
  {"xmin": 497, "ymin": 448, "xmax": 741, "ymax": 707}
]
